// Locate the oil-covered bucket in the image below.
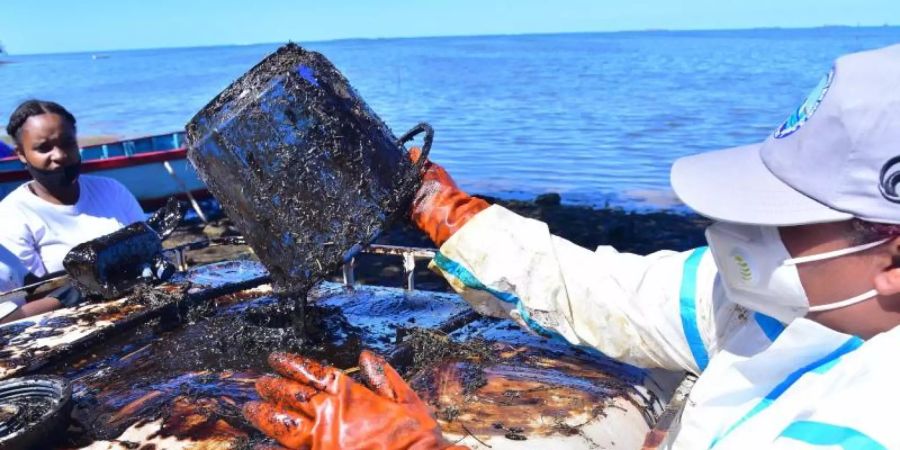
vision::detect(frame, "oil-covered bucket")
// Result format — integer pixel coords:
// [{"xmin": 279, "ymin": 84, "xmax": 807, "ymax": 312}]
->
[{"xmin": 185, "ymin": 43, "xmax": 432, "ymax": 291}]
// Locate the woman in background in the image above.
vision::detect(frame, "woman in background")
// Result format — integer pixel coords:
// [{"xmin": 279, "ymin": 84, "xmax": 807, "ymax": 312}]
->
[{"xmin": 0, "ymin": 100, "xmax": 145, "ymax": 280}]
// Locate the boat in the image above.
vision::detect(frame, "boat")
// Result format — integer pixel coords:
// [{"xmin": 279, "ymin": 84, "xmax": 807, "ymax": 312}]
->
[
  {"xmin": 0, "ymin": 247, "xmax": 688, "ymax": 449},
  {"xmin": 0, "ymin": 131, "xmax": 209, "ymax": 209}
]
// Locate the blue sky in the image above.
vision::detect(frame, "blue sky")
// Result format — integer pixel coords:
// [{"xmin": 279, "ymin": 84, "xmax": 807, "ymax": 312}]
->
[{"xmin": 2, "ymin": 0, "xmax": 899, "ymax": 54}]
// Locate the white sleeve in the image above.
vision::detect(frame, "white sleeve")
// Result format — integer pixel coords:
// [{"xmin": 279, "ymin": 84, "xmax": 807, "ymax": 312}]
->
[
  {"xmin": 0, "ymin": 206, "xmax": 45, "ymax": 277},
  {"xmin": 0, "ymin": 245, "xmax": 27, "ymax": 305},
  {"xmin": 0, "ymin": 244, "xmax": 26, "ymax": 291},
  {"xmin": 107, "ymin": 178, "xmax": 146, "ymax": 225},
  {"xmin": 431, "ymin": 204, "xmax": 742, "ymax": 374}
]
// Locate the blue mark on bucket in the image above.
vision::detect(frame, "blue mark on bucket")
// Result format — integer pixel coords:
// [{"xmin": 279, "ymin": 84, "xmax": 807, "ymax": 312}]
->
[{"xmin": 297, "ymin": 65, "xmax": 319, "ymax": 87}]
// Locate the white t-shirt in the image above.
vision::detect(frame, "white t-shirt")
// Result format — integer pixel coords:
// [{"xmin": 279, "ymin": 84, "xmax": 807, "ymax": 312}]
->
[
  {"xmin": 0, "ymin": 245, "xmax": 25, "ymax": 291},
  {"xmin": 0, "ymin": 175, "xmax": 146, "ymax": 276},
  {"xmin": 0, "ymin": 244, "xmax": 27, "ymax": 305}
]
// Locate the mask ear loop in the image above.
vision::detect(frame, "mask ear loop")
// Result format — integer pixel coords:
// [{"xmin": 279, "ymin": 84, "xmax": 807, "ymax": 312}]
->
[
  {"xmin": 784, "ymin": 238, "xmax": 890, "ymax": 266},
  {"xmin": 795, "ymin": 238, "xmax": 891, "ymax": 313},
  {"xmin": 808, "ymin": 289, "xmax": 879, "ymax": 313}
]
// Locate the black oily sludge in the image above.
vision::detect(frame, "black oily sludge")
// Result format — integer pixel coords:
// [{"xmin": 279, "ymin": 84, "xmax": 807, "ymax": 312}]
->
[
  {"xmin": 146, "ymin": 197, "xmax": 186, "ymax": 239},
  {"xmin": 185, "ymin": 43, "xmax": 430, "ymax": 297}
]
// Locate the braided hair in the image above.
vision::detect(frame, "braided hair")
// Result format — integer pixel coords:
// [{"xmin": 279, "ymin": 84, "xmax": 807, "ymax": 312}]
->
[{"xmin": 5, "ymin": 100, "xmax": 77, "ymax": 146}]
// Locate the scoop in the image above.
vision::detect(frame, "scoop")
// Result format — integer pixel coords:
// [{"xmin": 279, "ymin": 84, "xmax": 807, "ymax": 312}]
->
[{"xmin": 62, "ymin": 198, "xmax": 185, "ymax": 299}]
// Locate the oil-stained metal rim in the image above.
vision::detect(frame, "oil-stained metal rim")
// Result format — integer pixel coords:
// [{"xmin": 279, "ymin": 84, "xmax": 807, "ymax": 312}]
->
[{"xmin": 0, "ymin": 375, "xmax": 72, "ymax": 449}]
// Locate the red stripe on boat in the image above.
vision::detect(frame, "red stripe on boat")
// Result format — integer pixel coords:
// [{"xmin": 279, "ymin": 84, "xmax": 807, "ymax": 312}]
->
[{"xmin": 0, "ymin": 148, "xmax": 188, "ymax": 183}]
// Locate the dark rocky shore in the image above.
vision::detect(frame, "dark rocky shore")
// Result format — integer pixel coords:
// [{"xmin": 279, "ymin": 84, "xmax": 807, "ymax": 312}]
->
[{"xmin": 169, "ymin": 194, "xmax": 711, "ymax": 291}]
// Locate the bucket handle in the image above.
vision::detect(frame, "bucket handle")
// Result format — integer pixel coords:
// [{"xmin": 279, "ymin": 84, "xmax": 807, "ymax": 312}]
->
[{"xmin": 397, "ymin": 122, "xmax": 433, "ymax": 172}]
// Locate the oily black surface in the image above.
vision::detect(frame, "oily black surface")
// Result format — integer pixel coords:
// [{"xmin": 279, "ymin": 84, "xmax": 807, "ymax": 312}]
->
[
  {"xmin": 38, "ymin": 284, "xmax": 463, "ymax": 446},
  {"xmin": 62, "ymin": 222, "xmax": 165, "ymax": 299},
  {"xmin": 145, "ymin": 197, "xmax": 186, "ymax": 239},
  {"xmin": 186, "ymin": 43, "xmax": 424, "ymax": 294},
  {"xmin": 25, "ymin": 277, "xmax": 657, "ymax": 447},
  {"xmin": 42, "ymin": 297, "xmax": 355, "ymax": 444},
  {"xmin": 0, "ymin": 398, "xmax": 52, "ymax": 436}
]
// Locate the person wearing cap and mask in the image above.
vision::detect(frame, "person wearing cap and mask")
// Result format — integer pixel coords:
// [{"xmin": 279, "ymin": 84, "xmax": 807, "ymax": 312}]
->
[
  {"xmin": 0, "ymin": 100, "xmax": 145, "ymax": 300},
  {"xmin": 242, "ymin": 45, "xmax": 900, "ymax": 449}
]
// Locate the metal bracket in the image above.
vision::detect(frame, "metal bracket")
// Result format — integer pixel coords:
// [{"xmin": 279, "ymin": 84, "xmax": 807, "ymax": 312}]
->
[{"xmin": 341, "ymin": 244, "xmax": 437, "ymax": 291}]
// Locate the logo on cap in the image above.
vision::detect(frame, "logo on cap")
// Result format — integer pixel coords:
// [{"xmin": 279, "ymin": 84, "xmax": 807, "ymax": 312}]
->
[
  {"xmin": 879, "ymin": 156, "xmax": 900, "ymax": 203},
  {"xmin": 774, "ymin": 69, "xmax": 834, "ymax": 139}
]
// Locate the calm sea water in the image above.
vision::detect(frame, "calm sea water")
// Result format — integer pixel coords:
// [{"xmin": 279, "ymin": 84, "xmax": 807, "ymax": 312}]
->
[{"xmin": 3, "ymin": 27, "xmax": 900, "ymax": 209}]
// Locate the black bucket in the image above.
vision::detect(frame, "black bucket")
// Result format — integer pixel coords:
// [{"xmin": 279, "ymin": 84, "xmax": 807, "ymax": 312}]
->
[
  {"xmin": 0, "ymin": 376, "xmax": 72, "ymax": 450},
  {"xmin": 185, "ymin": 43, "xmax": 432, "ymax": 291}
]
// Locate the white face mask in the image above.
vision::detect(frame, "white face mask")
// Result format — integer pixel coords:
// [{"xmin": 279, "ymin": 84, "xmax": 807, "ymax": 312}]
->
[{"xmin": 705, "ymin": 222, "xmax": 888, "ymax": 323}]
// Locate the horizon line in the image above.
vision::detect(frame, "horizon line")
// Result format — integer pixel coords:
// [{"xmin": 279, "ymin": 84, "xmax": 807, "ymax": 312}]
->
[{"xmin": 3, "ymin": 23, "xmax": 897, "ymax": 57}]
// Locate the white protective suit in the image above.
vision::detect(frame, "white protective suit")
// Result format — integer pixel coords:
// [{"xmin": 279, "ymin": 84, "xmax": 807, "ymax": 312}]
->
[{"xmin": 432, "ymin": 205, "xmax": 898, "ymax": 449}]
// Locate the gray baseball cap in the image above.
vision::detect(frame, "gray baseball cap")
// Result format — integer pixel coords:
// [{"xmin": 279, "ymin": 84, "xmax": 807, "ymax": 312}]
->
[{"xmin": 671, "ymin": 44, "xmax": 900, "ymax": 226}]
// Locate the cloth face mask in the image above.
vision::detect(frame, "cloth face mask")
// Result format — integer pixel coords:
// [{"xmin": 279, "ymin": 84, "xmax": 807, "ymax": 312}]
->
[{"xmin": 27, "ymin": 162, "xmax": 81, "ymax": 191}]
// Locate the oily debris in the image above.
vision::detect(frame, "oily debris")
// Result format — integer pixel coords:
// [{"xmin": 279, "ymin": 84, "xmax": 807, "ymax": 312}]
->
[
  {"xmin": 186, "ymin": 42, "xmax": 425, "ymax": 297},
  {"xmin": 493, "ymin": 423, "xmax": 528, "ymax": 441},
  {"xmin": 457, "ymin": 362, "xmax": 488, "ymax": 396},
  {"xmin": 142, "ymin": 298, "xmax": 363, "ymax": 374},
  {"xmin": 145, "ymin": 197, "xmax": 186, "ymax": 239},
  {"xmin": 439, "ymin": 405, "xmax": 461, "ymax": 423},
  {"xmin": 409, "ymin": 339, "xmax": 643, "ymax": 442},
  {"xmin": 44, "ymin": 293, "xmax": 365, "ymax": 446},
  {"xmin": 34, "ymin": 280, "xmax": 480, "ymax": 447},
  {"xmin": 0, "ymin": 321, "xmax": 36, "ymax": 348},
  {"xmin": 0, "ymin": 397, "xmax": 53, "ymax": 436},
  {"xmin": 130, "ymin": 282, "xmax": 190, "ymax": 310},
  {"xmin": 403, "ymin": 328, "xmax": 494, "ymax": 374}
]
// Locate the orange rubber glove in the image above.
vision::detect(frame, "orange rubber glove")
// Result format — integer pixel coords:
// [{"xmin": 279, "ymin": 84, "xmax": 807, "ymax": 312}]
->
[
  {"xmin": 409, "ymin": 148, "xmax": 489, "ymax": 246},
  {"xmin": 243, "ymin": 351, "xmax": 467, "ymax": 450}
]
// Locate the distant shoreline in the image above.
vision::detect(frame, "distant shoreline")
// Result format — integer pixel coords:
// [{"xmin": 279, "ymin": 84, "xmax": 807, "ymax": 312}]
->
[{"xmin": 8, "ymin": 24, "xmax": 900, "ymax": 57}]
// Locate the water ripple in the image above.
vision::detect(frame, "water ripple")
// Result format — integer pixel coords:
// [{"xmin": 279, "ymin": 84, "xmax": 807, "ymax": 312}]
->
[{"xmin": 3, "ymin": 28, "xmax": 900, "ymax": 209}]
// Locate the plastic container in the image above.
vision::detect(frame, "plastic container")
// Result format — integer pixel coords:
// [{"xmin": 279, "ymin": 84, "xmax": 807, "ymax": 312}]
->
[
  {"xmin": 0, "ymin": 375, "xmax": 72, "ymax": 450},
  {"xmin": 186, "ymin": 43, "xmax": 432, "ymax": 291}
]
